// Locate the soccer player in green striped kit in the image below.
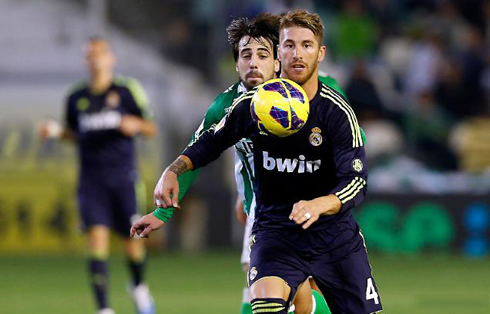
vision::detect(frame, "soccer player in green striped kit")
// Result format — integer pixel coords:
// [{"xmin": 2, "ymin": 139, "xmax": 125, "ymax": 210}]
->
[{"xmin": 132, "ymin": 13, "xmax": 347, "ymax": 314}]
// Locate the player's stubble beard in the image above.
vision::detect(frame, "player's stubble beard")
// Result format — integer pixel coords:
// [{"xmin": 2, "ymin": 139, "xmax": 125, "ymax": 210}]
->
[
  {"xmin": 282, "ymin": 53, "xmax": 319, "ymax": 86},
  {"xmin": 244, "ymin": 71, "xmax": 265, "ymax": 90}
]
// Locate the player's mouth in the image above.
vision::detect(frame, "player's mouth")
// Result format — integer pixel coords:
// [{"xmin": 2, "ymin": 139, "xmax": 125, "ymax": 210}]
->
[
  {"xmin": 246, "ymin": 72, "xmax": 263, "ymax": 79},
  {"xmin": 291, "ymin": 63, "xmax": 307, "ymax": 73}
]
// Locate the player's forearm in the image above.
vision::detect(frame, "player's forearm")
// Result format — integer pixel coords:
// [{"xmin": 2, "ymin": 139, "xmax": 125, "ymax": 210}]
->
[
  {"xmin": 167, "ymin": 155, "xmax": 194, "ymax": 176},
  {"xmin": 61, "ymin": 129, "xmax": 76, "ymax": 141},
  {"xmin": 139, "ymin": 120, "xmax": 158, "ymax": 137},
  {"xmin": 314, "ymin": 194, "xmax": 342, "ymax": 215}
]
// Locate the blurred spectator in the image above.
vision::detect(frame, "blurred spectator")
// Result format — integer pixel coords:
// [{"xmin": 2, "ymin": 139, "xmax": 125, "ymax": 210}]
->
[
  {"xmin": 458, "ymin": 26, "xmax": 487, "ymax": 116},
  {"xmin": 403, "ymin": 90, "xmax": 457, "ymax": 170},
  {"xmin": 429, "ymin": 0, "xmax": 470, "ymax": 52},
  {"xmin": 450, "ymin": 116, "xmax": 490, "ymax": 173},
  {"xmin": 332, "ymin": 0, "xmax": 379, "ymax": 61},
  {"xmin": 345, "ymin": 60, "xmax": 404, "ymax": 166},
  {"xmin": 345, "ymin": 60, "xmax": 384, "ymax": 121},
  {"xmin": 367, "ymin": 0, "xmax": 402, "ymax": 39},
  {"xmin": 434, "ymin": 57, "xmax": 469, "ymax": 119},
  {"xmin": 403, "ymin": 30, "xmax": 443, "ymax": 98}
]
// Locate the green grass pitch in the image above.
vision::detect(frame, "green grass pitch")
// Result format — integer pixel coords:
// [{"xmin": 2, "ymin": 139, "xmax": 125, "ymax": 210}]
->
[{"xmin": 0, "ymin": 251, "xmax": 489, "ymax": 314}]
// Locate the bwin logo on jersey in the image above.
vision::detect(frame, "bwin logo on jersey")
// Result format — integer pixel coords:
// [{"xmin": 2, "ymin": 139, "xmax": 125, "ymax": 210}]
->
[
  {"xmin": 79, "ymin": 111, "xmax": 121, "ymax": 132},
  {"xmin": 263, "ymin": 151, "xmax": 321, "ymax": 173}
]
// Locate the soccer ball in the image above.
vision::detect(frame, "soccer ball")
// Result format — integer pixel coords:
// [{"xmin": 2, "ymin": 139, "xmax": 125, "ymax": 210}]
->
[{"xmin": 250, "ymin": 78, "xmax": 309, "ymax": 137}]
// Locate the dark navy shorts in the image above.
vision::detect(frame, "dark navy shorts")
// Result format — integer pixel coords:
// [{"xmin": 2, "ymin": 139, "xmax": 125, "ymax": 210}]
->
[
  {"xmin": 248, "ymin": 228, "xmax": 382, "ymax": 314},
  {"xmin": 78, "ymin": 178, "xmax": 141, "ymax": 236}
]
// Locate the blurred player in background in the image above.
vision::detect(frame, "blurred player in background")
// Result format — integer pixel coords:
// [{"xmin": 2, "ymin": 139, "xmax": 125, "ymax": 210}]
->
[
  {"xmin": 136, "ymin": 9, "xmax": 381, "ymax": 314},
  {"xmin": 130, "ymin": 12, "xmax": 354, "ymax": 314},
  {"xmin": 39, "ymin": 37, "xmax": 157, "ymax": 314}
]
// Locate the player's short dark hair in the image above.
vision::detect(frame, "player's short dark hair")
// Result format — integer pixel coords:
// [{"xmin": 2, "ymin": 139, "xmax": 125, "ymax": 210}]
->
[
  {"xmin": 226, "ymin": 13, "xmax": 280, "ymax": 62},
  {"xmin": 280, "ymin": 10, "xmax": 324, "ymax": 44}
]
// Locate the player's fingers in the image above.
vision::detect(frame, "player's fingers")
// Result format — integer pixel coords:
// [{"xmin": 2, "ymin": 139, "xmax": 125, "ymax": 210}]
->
[
  {"xmin": 290, "ymin": 201, "xmax": 305, "ymax": 220},
  {"xmin": 302, "ymin": 216, "xmax": 317, "ymax": 229},
  {"xmin": 140, "ymin": 225, "xmax": 153, "ymax": 238},
  {"xmin": 160, "ymin": 188, "xmax": 173, "ymax": 208},
  {"xmin": 171, "ymin": 188, "xmax": 180, "ymax": 209},
  {"xmin": 295, "ymin": 210, "xmax": 309, "ymax": 224},
  {"xmin": 130, "ymin": 226, "xmax": 136, "ymax": 237}
]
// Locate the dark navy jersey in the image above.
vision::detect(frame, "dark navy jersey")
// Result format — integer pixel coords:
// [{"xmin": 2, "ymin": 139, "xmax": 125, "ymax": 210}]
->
[
  {"xmin": 65, "ymin": 76, "xmax": 152, "ymax": 180},
  {"xmin": 183, "ymin": 80, "xmax": 367, "ymax": 232}
]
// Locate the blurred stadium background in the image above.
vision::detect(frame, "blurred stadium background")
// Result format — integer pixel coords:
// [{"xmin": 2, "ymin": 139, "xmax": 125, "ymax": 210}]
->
[{"xmin": 1, "ymin": 0, "xmax": 489, "ymax": 313}]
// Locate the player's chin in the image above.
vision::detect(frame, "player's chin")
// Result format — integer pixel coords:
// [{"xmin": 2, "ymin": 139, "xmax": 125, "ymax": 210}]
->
[
  {"xmin": 286, "ymin": 72, "xmax": 307, "ymax": 85},
  {"xmin": 246, "ymin": 77, "xmax": 264, "ymax": 88}
]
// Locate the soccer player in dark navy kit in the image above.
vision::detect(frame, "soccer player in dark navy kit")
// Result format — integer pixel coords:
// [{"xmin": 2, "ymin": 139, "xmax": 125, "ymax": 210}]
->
[
  {"xmin": 39, "ymin": 38, "xmax": 157, "ymax": 314},
  {"xmin": 132, "ymin": 10, "xmax": 382, "ymax": 314}
]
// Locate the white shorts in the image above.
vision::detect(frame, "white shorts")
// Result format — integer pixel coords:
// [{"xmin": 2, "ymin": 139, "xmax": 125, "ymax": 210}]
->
[{"xmin": 240, "ymin": 216, "xmax": 254, "ymax": 265}]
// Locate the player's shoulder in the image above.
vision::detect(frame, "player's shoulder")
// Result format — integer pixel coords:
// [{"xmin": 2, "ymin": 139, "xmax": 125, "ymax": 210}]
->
[
  {"xmin": 203, "ymin": 82, "xmax": 241, "ymax": 122},
  {"xmin": 319, "ymin": 72, "xmax": 347, "ymax": 98},
  {"xmin": 113, "ymin": 75, "xmax": 146, "ymax": 94},
  {"xmin": 113, "ymin": 75, "xmax": 149, "ymax": 107},
  {"xmin": 317, "ymin": 81, "xmax": 360, "ymax": 130},
  {"xmin": 212, "ymin": 82, "xmax": 241, "ymax": 107},
  {"xmin": 67, "ymin": 80, "xmax": 89, "ymax": 98},
  {"xmin": 113, "ymin": 75, "xmax": 141, "ymax": 87},
  {"xmin": 318, "ymin": 81, "xmax": 351, "ymax": 112},
  {"xmin": 231, "ymin": 85, "xmax": 256, "ymax": 107}
]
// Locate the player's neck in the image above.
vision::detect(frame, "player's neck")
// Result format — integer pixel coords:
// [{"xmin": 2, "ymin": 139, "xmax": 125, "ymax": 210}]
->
[
  {"xmin": 301, "ymin": 71, "xmax": 319, "ymax": 100},
  {"xmin": 90, "ymin": 72, "xmax": 113, "ymax": 94}
]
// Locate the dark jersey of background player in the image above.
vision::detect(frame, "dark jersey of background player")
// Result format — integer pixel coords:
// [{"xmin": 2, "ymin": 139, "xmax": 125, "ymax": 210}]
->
[
  {"xmin": 183, "ymin": 79, "xmax": 367, "ymax": 258},
  {"xmin": 65, "ymin": 76, "xmax": 152, "ymax": 182}
]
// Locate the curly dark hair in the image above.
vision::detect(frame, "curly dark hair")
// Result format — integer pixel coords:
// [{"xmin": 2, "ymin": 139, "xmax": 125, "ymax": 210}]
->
[{"xmin": 226, "ymin": 13, "xmax": 280, "ymax": 62}]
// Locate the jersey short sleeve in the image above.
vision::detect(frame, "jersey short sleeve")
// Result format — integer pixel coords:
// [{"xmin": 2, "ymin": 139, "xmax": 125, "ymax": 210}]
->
[{"xmin": 115, "ymin": 77, "xmax": 153, "ymax": 119}]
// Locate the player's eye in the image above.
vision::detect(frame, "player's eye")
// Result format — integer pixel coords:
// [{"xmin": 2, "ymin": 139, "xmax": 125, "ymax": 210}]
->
[
  {"xmin": 242, "ymin": 54, "xmax": 251, "ymax": 59},
  {"xmin": 258, "ymin": 54, "xmax": 269, "ymax": 59}
]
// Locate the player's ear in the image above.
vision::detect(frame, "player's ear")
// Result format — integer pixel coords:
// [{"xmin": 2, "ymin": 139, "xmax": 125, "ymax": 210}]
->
[
  {"xmin": 274, "ymin": 59, "xmax": 280, "ymax": 73},
  {"xmin": 277, "ymin": 44, "xmax": 282, "ymax": 62},
  {"xmin": 317, "ymin": 45, "xmax": 326, "ymax": 63},
  {"xmin": 235, "ymin": 63, "xmax": 239, "ymax": 73}
]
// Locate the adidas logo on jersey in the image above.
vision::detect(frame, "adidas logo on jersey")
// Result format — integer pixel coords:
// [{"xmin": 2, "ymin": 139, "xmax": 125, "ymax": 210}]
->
[{"xmin": 263, "ymin": 151, "xmax": 321, "ymax": 173}]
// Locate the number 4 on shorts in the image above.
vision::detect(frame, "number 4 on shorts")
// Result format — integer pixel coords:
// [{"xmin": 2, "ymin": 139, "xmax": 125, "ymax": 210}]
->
[{"xmin": 366, "ymin": 278, "xmax": 379, "ymax": 304}]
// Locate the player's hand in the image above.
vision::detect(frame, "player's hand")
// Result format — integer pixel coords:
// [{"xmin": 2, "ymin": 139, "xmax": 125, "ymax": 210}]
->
[
  {"xmin": 130, "ymin": 213, "xmax": 165, "ymax": 238},
  {"xmin": 154, "ymin": 170, "xmax": 180, "ymax": 209},
  {"xmin": 119, "ymin": 115, "xmax": 143, "ymax": 137},
  {"xmin": 289, "ymin": 200, "xmax": 323, "ymax": 229},
  {"xmin": 290, "ymin": 195, "xmax": 342, "ymax": 229},
  {"xmin": 37, "ymin": 120, "xmax": 63, "ymax": 140}
]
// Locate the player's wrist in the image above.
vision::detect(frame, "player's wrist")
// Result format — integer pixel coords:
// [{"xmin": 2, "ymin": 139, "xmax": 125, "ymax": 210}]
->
[
  {"xmin": 152, "ymin": 207, "xmax": 175, "ymax": 222},
  {"xmin": 44, "ymin": 120, "xmax": 63, "ymax": 139},
  {"xmin": 316, "ymin": 195, "xmax": 342, "ymax": 216}
]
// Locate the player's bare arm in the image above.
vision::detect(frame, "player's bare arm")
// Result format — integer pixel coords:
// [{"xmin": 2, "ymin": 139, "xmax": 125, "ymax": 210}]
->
[
  {"xmin": 130, "ymin": 155, "xmax": 193, "ymax": 238},
  {"xmin": 154, "ymin": 155, "xmax": 193, "ymax": 208},
  {"xmin": 130, "ymin": 212, "xmax": 165, "ymax": 238},
  {"xmin": 119, "ymin": 115, "xmax": 158, "ymax": 137},
  {"xmin": 289, "ymin": 194, "xmax": 342, "ymax": 229},
  {"xmin": 37, "ymin": 120, "xmax": 76, "ymax": 141}
]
